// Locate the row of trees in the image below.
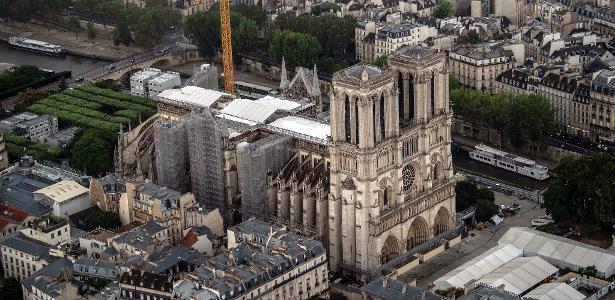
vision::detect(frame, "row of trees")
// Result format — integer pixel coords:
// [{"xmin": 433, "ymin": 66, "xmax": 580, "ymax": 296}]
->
[
  {"xmin": 0, "ymin": 0, "xmax": 69, "ymax": 22},
  {"xmin": 184, "ymin": 5, "xmax": 262, "ymax": 58},
  {"xmin": 184, "ymin": 5, "xmax": 356, "ymax": 74},
  {"xmin": 0, "ymin": 65, "xmax": 50, "ymax": 93},
  {"xmin": 451, "ymin": 88, "xmax": 557, "ymax": 147},
  {"xmin": 543, "ymin": 153, "xmax": 615, "ymax": 226},
  {"xmin": 271, "ymin": 13, "xmax": 356, "ymax": 61},
  {"xmin": 4, "ymin": 133, "xmax": 63, "ymax": 162}
]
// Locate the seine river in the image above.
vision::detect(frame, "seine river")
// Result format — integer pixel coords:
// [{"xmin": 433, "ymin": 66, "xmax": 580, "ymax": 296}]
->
[{"xmin": 0, "ymin": 41, "xmax": 108, "ymax": 76}]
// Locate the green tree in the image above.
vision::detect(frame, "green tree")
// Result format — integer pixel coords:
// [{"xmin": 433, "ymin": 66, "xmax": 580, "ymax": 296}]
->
[
  {"xmin": 185, "ymin": 11, "xmax": 221, "ymax": 57},
  {"xmin": 311, "ymin": 2, "xmax": 340, "ymax": 16},
  {"xmin": 233, "ymin": 3, "xmax": 267, "ymax": 28},
  {"xmin": 584, "ymin": 265, "xmax": 598, "ymax": 278},
  {"xmin": 185, "ymin": 9, "xmax": 262, "ymax": 58},
  {"xmin": 456, "ymin": 180, "xmax": 498, "ymax": 222},
  {"xmin": 82, "ymin": 210, "xmax": 122, "ymax": 231},
  {"xmin": 0, "ymin": 65, "xmax": 50, "ymax": 92},
  {"xmin": 133, "ymin": 6, "xmax": 179, "ymax": 47},
  {"xmin": 269, "ymin": 30, "xmax": 322, "ymax": 70},
  {"xmin": 272, "ymin": 13, "xmax": 356, "ymax": 57},
  {"xmin": 234, "ymin": 17, "xmax": 260, "ymax": 54},
  {"xmin": 113, "ymin": 13, "xmax": 132, "ymax": 46},
  {"xmin": 87, "ymin": 21, "xmax": 96, "ymax": 39},
  {"xmin": 467, "ymin": 30, "xmax": 481, "ymax": 44},
  {"xmin": 69, "ymin": 16, "xmax": 81, "ymax": 39},
  {"xmin": 374, "ymin": 55, "xmax": 388, "ymax": 67},
  {"xmin": 433, "ymin": 0, "xmax": 453, "ymax": 18},
  {"xmin": 449, "ymin": 74, "xmax": 460, "ymax": 90},
  {"xmin": 543, "ymin": 153, "xmax": 615, "ymax": 225},
  {"xmin": 70, "ymin": 129, "xmax": 115, "ymax": 176},
  {"xmin": 450, "ymin": 89, "xmax": 556, "ymax": 147}
]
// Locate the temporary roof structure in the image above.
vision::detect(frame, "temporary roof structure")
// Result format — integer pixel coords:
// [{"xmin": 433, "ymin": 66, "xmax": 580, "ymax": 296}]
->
[
  {"xmin": 523, "ymin": 283, "xmax": 586, "ymax": 300},
  {"xmin": 499, "ymin": 227, "xmax": 615, "ymax": 278},
  {"xmin": 433, "ymin": 244, "xmax": 523, "ymax": 290},
  {"xmin": 475, "ymin": 256, "xmax": 558, "ymax": 296},
  {"xmin": 221, "ymin": 99, "xmax": 278, "ymax": 124}
]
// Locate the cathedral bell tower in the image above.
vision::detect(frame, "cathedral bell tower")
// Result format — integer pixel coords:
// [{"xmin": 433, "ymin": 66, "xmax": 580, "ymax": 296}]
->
[{"xmin": 328, "ymin": 46, "xmax": 456, "ymax": 281}]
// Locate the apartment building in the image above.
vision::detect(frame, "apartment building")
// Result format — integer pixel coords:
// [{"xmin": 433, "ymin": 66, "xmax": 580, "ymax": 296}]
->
[
  {"xmin": 374, "ymin": 23, "xmax": 437, "ymax": 58},
  {"xmin": 171, "ymin": 218, "xmax": 328, "ymax": 300},
  {"xmin": 449, "ymin": 43, "xmax": 518, "ymax": 92},
  {"xmin": 590, "ymin": 69, "xmax": 615, "ymax": 144}
]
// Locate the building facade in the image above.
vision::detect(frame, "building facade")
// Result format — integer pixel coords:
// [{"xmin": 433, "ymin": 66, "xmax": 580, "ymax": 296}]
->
[
  {"xmin": 449, "ymin": 44, "xmax": 517, "ymax": 92},
  {"xmin": 328, "ymin": 46, "xmax": 455, "ymax": 280},
  {"xmin": 374, "ymin": 23, "xmax": 437, "ymax": 59}
]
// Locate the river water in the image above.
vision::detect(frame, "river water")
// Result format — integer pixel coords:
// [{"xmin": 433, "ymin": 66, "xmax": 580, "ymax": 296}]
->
[{"xmin": 0, "ymin": 41, "xmax": 108, "ymax": 76}]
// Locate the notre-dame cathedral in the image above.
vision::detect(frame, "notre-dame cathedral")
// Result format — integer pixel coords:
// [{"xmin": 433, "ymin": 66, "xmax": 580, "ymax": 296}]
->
[{"xmin": 327, "ymin": 46, "xmax": 456, "ymax": 279}]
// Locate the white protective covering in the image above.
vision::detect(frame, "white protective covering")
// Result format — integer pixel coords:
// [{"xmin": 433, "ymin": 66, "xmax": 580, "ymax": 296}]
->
[
  {"xmin": 499, "ymin": 227, "xmax": 615, "ymax": 278},
  {"xmin": 268, "ymin": 116, "xmax": 331, "ymax": 141},
  {"xmin": 475, "ymin": 256, "xmax": 558, "ymax": 296},
  {"xmin": 156, "ymin": 86, "xmax": 229, "ymax": 108},
  {"xmin": 255, "ymin": 95, "xmax": 302, "ymax": 111},
  {"xmin": 434, "ymin": 244, "xmax": 523, "ymax": 290},
  {"xmin": 524, "ymin": 283, "xmax": 586, "ymax": 300},
  {"xmin": 221, "ymin": 99, "xmax": 278, "ymax": 123}
]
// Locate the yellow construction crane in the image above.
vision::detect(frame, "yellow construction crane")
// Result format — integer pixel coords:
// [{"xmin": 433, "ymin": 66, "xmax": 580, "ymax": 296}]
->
[{"xmin": 219, "ymin": 0, "xmax": 234, "ymax": 94}]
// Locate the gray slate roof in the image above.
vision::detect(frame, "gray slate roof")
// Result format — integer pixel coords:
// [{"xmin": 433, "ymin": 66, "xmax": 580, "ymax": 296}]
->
[{"xmin": 1, "ymin": 232, "xmax": 51, "ymax": 256}]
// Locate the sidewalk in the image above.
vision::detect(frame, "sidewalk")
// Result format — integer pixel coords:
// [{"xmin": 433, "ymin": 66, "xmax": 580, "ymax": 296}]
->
[{"xmin": 0, "ymin": 21, "xmax": 144, "ymax": 61}]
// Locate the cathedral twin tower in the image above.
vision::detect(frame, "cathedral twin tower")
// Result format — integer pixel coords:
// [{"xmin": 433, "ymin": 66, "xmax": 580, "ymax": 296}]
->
[{"xmin": 328, "ymin": 46, "xmax": 456, "ymax": 280}]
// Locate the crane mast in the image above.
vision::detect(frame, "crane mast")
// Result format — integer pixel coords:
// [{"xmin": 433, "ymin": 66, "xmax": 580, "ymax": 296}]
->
[{"xmin": 219, "ymin": 0, "xmax": 234, "ymax": 94}]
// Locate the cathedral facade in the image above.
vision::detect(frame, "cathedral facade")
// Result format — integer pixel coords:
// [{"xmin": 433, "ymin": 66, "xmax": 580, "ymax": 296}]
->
[{"xmin": 327, "ymin": 46, "xmax": 456, "ymax": 279}]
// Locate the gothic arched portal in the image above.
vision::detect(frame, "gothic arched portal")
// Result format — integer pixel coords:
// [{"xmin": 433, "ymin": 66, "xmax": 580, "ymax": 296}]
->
[
  {"xmin": 434, "ymin": 207, "xmax": 452, "ymax": 236},
  {"xmin": 407, "ymin": 217, "xmax": 429, "ymax": 250},
  {"xmin": 380, "ymin": 235, "xmax": 400, "ymax": 265}
]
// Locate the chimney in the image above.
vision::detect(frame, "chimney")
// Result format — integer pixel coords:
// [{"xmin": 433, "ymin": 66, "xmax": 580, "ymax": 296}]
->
[
  {"xmin": 497, "ymin": 284, "xmax": 506, "ymax": 292},
  {"xmin": 401, "ymin": 284, "xmax": 407, "ymax": 294},
  {"xmin": 382, "ymin": 277, "xmax": 388, "ymax": 288},
  {"xmin": 421, "ymin": 291, "xmax": 426, "ymax": 300}
]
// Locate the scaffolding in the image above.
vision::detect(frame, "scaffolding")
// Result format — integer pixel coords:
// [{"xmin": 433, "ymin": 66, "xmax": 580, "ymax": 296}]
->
[
  {"xmin": 184, "ymin": 110, "xmax": 226, "ymax": 214},
  {"xmin": 236, "ymin": 134, "xmax": 294, "ymax": 220},
  {"xmin": 153, "ymin": 120, "xmax": 190, "ymax": 193}
]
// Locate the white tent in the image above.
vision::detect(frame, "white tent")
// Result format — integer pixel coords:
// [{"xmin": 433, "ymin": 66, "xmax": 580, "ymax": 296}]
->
[
  {"xmin": 475, "ymin": 256, "xmax": 558, "ymax": 296},
  {"xmin": 433, "ymin": 244, "xmax": 523, "ymax": 290},
  {"xmin": 524, "ymin": 283, "xmax": 586, "ymax": 300},
  {"xmin": 221, "ymin": 99, "xmax": 278, "ymax": 124},
  {"xmin": 499, "ymin": 227, "xmax": 615, "ymax": 278}
]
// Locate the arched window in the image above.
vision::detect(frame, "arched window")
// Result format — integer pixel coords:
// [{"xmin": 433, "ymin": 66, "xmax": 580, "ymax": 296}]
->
[
  {"xmin": 431, "ymin": 73, "xmax": 436, "ymax": 115},
  {"xmin": 408, "ymin": 74, "xmax": 415, "ymax": 120},
  {"xmin": 397, "ymin": 72, "xmax": 404, "ymax": 122},
  {"xmin": 344, "ymin": 95, "xmax": 351, "ymax": 142},
  {"xmin": 355, "ymin": 101, "xmax": 360, "ymax": 144},
  {"xmin": 380, "ymin": 94, "xmax": 386, "ymax": 139},
  {"xmin": 383, "ymin": 188, "xmax": 389, "ymax": 206}
]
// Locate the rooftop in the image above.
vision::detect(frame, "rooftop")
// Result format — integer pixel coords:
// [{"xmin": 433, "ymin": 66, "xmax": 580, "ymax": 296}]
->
[
  {"xmin": 267, "ymin": 116, "xmax": 331, "ymax": 142},
  {"xmin": 1, "ymin": 231, "xmax": 51, "ymax": 257},
  {"xmin": 221, "ymin": 98, "xmax": 278, "ymax": 124},
  {"xmin": 131, "ymin": 68, "xmax": 162, "ymax": 81},
  {"xmin": 362, "ymin": 277, "xmax": 443, "ymax": 300},
  {"xmin": 35, "ymin": 180, "xmax": 89, "ymax": 203},
  {"xmin": 156, "ymin": 86, "xmax": 230, "ymax": 109}
]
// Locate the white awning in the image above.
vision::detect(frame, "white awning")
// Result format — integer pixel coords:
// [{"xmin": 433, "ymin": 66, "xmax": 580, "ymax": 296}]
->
[
  {"xmin": 524, "ymin": 283, "xmax": 585, "ymax": 300},
  {"xmin": 433, "ymin": 244, "xmax": 523, "ymax": 290},
  {"xmin": 475, "ymin": 256, "xmax": 558, "ymax": 296},
  {"xmin": 499, "ymin": 227, "xmax": 615, "ymax": 278}
]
